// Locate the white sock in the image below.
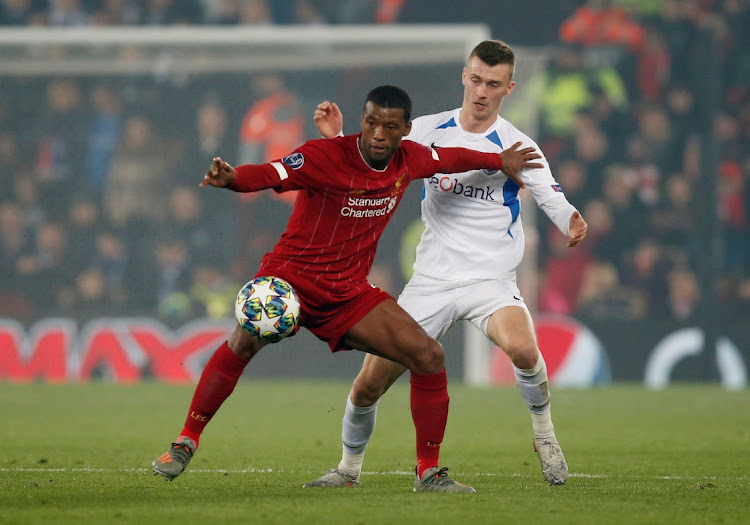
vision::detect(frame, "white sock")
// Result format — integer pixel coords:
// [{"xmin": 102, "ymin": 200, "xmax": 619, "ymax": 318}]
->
[
  {"xmin": 530, "ymin": 410, "xmax": 555, "ymax": 440},
  {"xmin": 337, "ymin": 393, "xmax": 378, "ymax": 477},
  {"xmin": 514, "ymin": 353, "xmax": 555, "ymax": 439}
]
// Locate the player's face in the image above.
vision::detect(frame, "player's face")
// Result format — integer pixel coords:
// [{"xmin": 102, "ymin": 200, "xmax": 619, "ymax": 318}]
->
[
  {"xmin": 461, "ymin": 57, "xmax": 515, "ymax": 123},
  {"xmin": 359, "ymin": 101, "xmax": 411, "ymax": 170}
]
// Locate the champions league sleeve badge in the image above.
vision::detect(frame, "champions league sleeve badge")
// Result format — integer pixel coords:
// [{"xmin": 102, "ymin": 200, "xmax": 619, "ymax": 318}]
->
[{"xmin": 282, "ymin": 152, "xmax": 304, "ymax": 170}]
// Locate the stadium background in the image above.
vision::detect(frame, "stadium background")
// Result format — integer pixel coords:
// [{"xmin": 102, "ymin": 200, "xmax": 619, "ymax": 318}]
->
[{"xmin": 0, "ymin": 0, "xmax": 748, "ymax": 389}]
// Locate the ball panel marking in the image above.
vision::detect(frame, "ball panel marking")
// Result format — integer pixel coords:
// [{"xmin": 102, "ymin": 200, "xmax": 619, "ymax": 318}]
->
[{"xmin": 235, "ymin": 276, "xmax": 300, "ymax": 342}]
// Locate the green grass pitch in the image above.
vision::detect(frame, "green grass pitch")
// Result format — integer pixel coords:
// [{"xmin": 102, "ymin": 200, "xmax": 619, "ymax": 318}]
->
[{"xmin": 1, "ymin": 381, "xmax": 748, "ymax": 524}]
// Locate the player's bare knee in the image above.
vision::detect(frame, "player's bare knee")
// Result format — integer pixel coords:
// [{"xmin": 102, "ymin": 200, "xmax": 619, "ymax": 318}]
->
[
  {"xmin": 409, "ymin": 338, "xmax": 444, "ymax": 374},
  {"xmin": 228, "ymin": 325, "xmax": 265, "ymax": 361},
  {"xmin": 508, "ymin": 345, "xmax": 539, "ymax": 370},
  {"xmin": 350, "ymin": 379, "xmax": 383, "ymax": 406}
]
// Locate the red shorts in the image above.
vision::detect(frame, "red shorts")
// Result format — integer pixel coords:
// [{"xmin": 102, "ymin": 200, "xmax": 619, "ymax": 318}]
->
[{"xmin": 253, "ymin": 267, "xmax": 392, "ymax": 352}]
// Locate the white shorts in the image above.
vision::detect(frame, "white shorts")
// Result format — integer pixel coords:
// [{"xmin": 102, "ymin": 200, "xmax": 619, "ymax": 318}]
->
[{"xmin": 397, "ymin": 273, "xmax": 529, "ymax": 341}]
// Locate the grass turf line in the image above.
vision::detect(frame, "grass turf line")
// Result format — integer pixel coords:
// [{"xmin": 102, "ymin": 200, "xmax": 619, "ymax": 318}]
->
[{"xmin": 1, "ymin": 382, "xmax": 748, "ymax": 524}]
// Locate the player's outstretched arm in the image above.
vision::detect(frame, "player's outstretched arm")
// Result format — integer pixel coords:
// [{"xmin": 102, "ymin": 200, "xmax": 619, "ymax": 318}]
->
[
  {"xmin": 313, "ymin": 101, "xmax": 343, "ymax": 139},
  {"xmin": 567, "ymin": 210, "xmax": 588, "ymax": 247},
  {"xmin": 199, "ymin": 157, "xmax": 236, "ymax": 188},
  {"xmin": 499, "ymin": 141, "xmax": 544, "ymax": 189}
]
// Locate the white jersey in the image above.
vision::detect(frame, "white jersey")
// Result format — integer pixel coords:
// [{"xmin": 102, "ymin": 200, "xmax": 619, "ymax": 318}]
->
[{"xmin": 406, "ymin": 108, "xmax": 576, "ymax": 281}]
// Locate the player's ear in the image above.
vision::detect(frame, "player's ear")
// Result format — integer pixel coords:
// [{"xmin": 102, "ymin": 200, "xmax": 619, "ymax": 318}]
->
[
  {"xmin": 403, "ymin": 121, "xmax": 412, "ymax": 137},
  {"xmin": 506, "ymin": 80, "xmax": 516, "ymax": 97}
]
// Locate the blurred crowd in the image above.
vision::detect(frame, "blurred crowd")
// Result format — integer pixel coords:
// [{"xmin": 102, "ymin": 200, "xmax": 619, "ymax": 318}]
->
[
  {"xmin": 531, "ymin": 0, "xmax": 750, "ymax": 323},
  {"xmin": 0, "ymin": 67, "xmax": 310, "ymax": 324},
  {"xmin": 0, "ymin": 0, "xmax": 405, "ymax": 26},
  {"xmin": 0, "ymin": 0, "xmax": 748, "ymax": 327}
]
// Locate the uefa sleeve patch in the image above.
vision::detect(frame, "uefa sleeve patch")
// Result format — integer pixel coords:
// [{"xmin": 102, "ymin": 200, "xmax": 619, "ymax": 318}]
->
[
  {"xmin": 282, "ymin": 152, "xmax": 304, "ymax": 170},
  {"xmin": 552, "ymin": 184, "xmax": 563, "ymax": 192}
]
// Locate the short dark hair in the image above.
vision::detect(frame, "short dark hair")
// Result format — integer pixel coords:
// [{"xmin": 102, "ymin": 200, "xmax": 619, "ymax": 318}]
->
[
  {"xmin": 469, "ymin": 40, "xmax": 515, "ymax": 77},
  {"xmin": 364, "ymin": 85, "xmax": 412, "ymax": 123}
]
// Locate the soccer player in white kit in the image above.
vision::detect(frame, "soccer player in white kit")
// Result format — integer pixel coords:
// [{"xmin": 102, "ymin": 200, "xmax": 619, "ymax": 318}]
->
[{"xmin": 305, "ymin": 40, "xmax": 588, "ymax": 490}]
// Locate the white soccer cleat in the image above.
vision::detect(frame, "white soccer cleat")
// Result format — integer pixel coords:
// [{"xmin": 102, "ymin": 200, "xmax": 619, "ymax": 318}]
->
[{"xmin": 533, "ymin": 438, "xmax": 568, "ymax": 485}]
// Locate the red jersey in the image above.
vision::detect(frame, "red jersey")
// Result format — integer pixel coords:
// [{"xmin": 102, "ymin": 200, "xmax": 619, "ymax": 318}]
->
[{"xmin": 230, "ymin": 133, "xmax": 504, "ymax": 295}]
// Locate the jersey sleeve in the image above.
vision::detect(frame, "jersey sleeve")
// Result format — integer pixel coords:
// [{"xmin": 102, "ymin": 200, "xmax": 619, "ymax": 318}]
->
[
  {"xmin": 229, "ymin": 139, "xmax": 334, "ymax": 194},
  {"xmin": 405, "ymin": 141, "xmax": 504, "ymax": 179},
  {"xmin": 229, "ymin": 163, "xmax": 289, "ymax": 193},
  {"xmin": 520, "ymin": 141, "xmax": 577, "ymax": 236}
]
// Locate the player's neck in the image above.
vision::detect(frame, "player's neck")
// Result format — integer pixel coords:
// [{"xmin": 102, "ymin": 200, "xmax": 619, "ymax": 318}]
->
[{"xmin": 458, "ymin": 109, "xmax": 495, "ymax": 134}]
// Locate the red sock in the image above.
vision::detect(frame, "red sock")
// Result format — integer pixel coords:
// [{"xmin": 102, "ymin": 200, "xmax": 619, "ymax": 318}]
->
[
  {"xmin": 179, "ymin": 342, "xmax": 249, "ymax": 447},
  {"xmin": 410, "ymin": 368, "xmax": 449, "ymax": 478}
]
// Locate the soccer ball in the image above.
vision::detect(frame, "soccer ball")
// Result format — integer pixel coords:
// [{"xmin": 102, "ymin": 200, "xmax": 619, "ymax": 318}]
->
[{"xmin": 235, "ymin": 276, "xmax": 301, "ymax": 343}]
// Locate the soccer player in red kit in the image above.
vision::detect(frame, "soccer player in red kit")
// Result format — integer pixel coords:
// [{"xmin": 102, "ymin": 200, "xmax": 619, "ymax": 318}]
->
[{"xmin": 152, "ymin": 85, "xmax": 543, "ymax": 492}]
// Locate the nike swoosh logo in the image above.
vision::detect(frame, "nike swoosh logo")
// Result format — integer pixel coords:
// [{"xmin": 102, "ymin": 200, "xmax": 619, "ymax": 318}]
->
[
  {"xmin": 430, "ymin": 142, "xmax": 441, "ymax": 149},
  {"xmin": 513, "ymin": 295, "xmax": 523, "ymax": 301}
]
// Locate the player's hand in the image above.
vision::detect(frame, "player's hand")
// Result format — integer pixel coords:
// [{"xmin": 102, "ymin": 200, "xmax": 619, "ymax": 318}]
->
[
  {"xmin": 314, "ymin": 101, "xmax": 343, "ymax": 139},
  {"xmin": 499, "ymin": 141, "xmax": 544, "ymax": 189},
  {"xmin": 200, "ymin": 157, "xmax": 236, "ymax": 188},
  {"xmin": 567, "ymin": 210, "xmax": 587, "ymax": 247}
]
